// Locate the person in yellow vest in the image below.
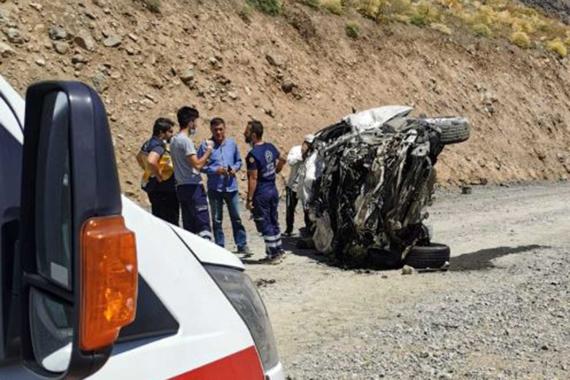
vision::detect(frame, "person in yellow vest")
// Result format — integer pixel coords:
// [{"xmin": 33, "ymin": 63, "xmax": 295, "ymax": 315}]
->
[{"xmin": 136, "ymin": 117, "xmax": 179, "ymax": 224}]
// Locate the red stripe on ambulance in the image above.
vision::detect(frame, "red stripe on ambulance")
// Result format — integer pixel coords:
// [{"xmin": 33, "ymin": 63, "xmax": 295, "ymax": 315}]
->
[{"xmin": 170, "ymin": 346, "xmax": 264, "ymax": 380}]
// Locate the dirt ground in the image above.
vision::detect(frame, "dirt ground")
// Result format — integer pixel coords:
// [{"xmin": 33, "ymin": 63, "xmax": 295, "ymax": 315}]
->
[{"xmin": 221, "ymin": 182, "xmax": 570, "ymax": 379}]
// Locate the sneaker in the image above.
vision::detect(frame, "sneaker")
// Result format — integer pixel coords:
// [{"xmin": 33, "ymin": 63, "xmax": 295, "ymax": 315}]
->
[{"xmin": 237, "ymin": 246, "xmax": 253, "ymax": 257}]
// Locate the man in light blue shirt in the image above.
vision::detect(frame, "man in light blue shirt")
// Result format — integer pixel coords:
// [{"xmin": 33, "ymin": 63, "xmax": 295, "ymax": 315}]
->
[{"xmin": 198, "ymin": 117, "xmax": 249, "ymax": 254}]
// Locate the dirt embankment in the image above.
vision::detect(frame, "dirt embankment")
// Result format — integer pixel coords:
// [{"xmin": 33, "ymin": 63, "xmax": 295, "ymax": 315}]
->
[{"xmin": 1, "ymin": 0, "xmax": 569, "ymax": 203}]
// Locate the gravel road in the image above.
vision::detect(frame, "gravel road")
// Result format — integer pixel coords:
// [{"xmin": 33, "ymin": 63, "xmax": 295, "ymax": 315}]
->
[{"xmin": 235, "ymin": 182, "xmax": 570, "ymax": 379}]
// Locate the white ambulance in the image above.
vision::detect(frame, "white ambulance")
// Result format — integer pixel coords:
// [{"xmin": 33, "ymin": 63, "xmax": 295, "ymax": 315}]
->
[{"xmin": 0, "ymin": 75, "xmax": 285, "ymax": 379}]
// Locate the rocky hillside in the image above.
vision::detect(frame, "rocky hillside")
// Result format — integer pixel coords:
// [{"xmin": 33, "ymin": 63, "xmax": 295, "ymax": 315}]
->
[
  {"xmin": 521, "ymin": 0, "xmax": 570, "ymax": 24},
  {"xmin": 1, "ymin": 0, "xmax": 569, "ymax": 203}
]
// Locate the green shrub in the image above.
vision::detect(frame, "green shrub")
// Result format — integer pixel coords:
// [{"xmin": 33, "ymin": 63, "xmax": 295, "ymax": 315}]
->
[
  {"xmin": 409, "ymin": 0, "xmax": 439, "ymax": 27},
  {"xmin": 472, "ymin": 23, "xmax": 492, "ymax": 37},
  {"xmin": 345, "ymin": 22, "xmax": 360, "ymax": 38},
  {"xmin": 142, "ymin": 0, "xmax": 160, "ymax": 13},
  {"xmin": 298, "ymin": 0, "xmax": 320, "ymax": 8},
  {"xmin": 247, "ymin": 0, "xmax": 283, "ymax": 15},
  {"xmin": 511, "ymin": 31, "xmax": 531, "ymax": 48},
  {"xmin": 410, "ymin": 13, "xmax": 428, "ymax": 26},
  {"xmin": 238, "ymin": 4, "xmax": 253, "ymax": 23}
]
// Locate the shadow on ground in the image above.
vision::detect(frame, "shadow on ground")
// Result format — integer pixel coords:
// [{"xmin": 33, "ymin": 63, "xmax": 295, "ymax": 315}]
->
[
  {"xmin": 241, "ymin": 236, "xmax": 329, "ymax": 265},
  {"xmin": 451, "ymin": 244, "xmax": 550, "ymax": 271},
  {"xmin": 278, "ymin": 236, "xmax": 401, "ymax": 270}
]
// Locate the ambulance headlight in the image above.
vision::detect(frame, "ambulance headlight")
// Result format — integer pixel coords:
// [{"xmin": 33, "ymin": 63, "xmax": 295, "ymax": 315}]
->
[{"xmin": 205, "ymin": 265, "xmax": 280, "ymax": 372}]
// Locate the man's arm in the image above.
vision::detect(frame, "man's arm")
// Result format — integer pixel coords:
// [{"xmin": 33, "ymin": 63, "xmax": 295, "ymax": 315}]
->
[
  {"xmin": 136, "ymin": 151, "xmax": 146, "ymax": 170},
  {"xmin": 187, "ymin": 151, "xmax": 212, "ymax": 171},
  {"xmin": 276, "ymin": 157, "xmax": 286, "ymax": 174},
  {"xmin": 198, "ymin": 142, "xmax": 220, "ymax": 174},
  {"xmin": 232, "ymin": 141, "xmax": 242, "ymax": 173},
  {"xmin": 246, "ymin": 169, "xmax": 258, "ymax": 210},
  {"xmin": 185, "ymin": 139, "xmax": 212, "ymax": 171},
  {"xmin": 147, "ymin": 151, "xmax": 162, "ymax": 181}
]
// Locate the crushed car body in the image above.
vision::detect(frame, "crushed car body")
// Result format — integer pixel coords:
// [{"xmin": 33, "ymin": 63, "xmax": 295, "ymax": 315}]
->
[{"xmin": 300, "ymin": 106, "xmax": 470, "ymax": 268}]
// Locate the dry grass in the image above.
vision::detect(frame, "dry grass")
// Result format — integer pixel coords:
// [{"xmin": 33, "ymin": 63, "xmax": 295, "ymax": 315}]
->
[
  {"xmin": 430, "ymin": 22, "xmax": 452, "ymax": 35},
  {"xmin": 511, "ymin": 31, "xmax": 531, "ymax": 49},
  {"xmin": 472, "ymin": 23, "xmax": 492, "ymax": 38},
  {"xmin": 320, "ymin": 0, "xmax": 343, "ymax": 15},
  {"xmin": 546, "ymin": 38, "xmax": 568, "ymax": 58},
  {"xmin": 286, "ymin": 0, "xmax": 569, "ymax": 52}
]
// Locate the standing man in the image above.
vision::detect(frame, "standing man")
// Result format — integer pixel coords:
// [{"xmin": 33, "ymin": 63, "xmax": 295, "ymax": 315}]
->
[
  {"xmin": 283, "ymin": 134, "xmax": 314, "ymax": 237},
  {"xmin": 198, "ymin": 117, "xmax": 250, "ymax": 254},
  {"xmin": 136, "ymin": 117, "xmax": 179, "ymax": 225},
  {"xmin": 170, "ymin": 106, "xmax": 213, "ymax": 240},
  {"xmin": 244, "ymin": 120, "xmax": 286, "ymax": 263}
]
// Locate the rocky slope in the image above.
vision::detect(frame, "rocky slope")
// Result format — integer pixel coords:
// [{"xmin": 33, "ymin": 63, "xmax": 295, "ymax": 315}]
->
[
  {"xmin": 1, "ymin": 0, "xmax": 569, "ymax": 203},
  {"xmin": 521, "ymin": 0, "xmax": 570, "ymax": 24}
]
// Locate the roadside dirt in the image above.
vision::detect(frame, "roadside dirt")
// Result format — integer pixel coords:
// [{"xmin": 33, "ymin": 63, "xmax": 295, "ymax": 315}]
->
[{"xmin": 233, "ymin": 182, "xmax": 570, "ymax": 379}]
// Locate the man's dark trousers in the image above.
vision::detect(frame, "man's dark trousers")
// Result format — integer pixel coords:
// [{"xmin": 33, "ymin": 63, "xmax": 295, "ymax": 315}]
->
[
  {"xmin": 253, "ymin": 188, "xmax": 282, "ymax": 257},
  {"xmin": 285, "ymin": 187, "xmax": 299, "ymax": 234},
  {"xmin": 176, "ymin": 184, "xmax": 212, "ymax": 240},
  {"xmin": 148, "ymin": 191, "xmax": 179, "ymax": 225}
]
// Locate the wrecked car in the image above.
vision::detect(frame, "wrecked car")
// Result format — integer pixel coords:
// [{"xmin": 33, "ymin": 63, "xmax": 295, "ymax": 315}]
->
[{"xmin": 299, "ymin": 106, "xmax": 470, "ymax": 269}]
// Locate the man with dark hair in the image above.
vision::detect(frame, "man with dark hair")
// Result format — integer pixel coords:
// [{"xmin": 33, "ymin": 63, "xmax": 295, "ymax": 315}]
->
[
  {"xmin": 244, "ymin": 120, "xmax": 287, "ymax": 263},
  {"xmin": 170, "ymin": 106, "xmax": 213, "ymax": 240},
  {"xmin": 198, "ymin": 117, "xmax": 250, "ymax": 254},
  {"xmin": 136, "ymin": 117, "xmax": 179, "ymax": 224}
]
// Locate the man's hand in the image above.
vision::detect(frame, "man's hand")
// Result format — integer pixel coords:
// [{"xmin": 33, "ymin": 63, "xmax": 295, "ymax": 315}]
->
[
  {"xmin": 215, "ymin": 167, "xmax": 228, "ymax": 175},
  {"xmin": 246, "ymin": 198, "xmax": 254, "ymax": 211},
  {"xmin": 227, "ymin": 167, "xmax": 236, "ymax": 177}
]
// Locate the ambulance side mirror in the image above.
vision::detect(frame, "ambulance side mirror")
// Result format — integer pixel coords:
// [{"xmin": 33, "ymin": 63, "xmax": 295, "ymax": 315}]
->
[{"xmin": 19, "ymin": 82, "xmax": 137, "ymax": 378}]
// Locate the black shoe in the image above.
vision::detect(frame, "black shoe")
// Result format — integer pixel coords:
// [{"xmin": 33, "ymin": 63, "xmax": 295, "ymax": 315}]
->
[
  {"xmin": 237, "ymin": 246, "xmax": 253, "ymax": 257},
  {"xmin": 260, "ymin": 251, "xmax": 286, "ymax": 265}
]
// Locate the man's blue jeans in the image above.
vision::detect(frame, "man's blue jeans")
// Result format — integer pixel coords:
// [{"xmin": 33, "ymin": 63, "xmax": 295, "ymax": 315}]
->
[{"xmin": 207, "ymin": 190, "xmax": 248, "ymax": 250}]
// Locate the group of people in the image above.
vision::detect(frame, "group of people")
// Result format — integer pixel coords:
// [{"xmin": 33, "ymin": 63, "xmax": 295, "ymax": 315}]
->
[{"xmin": 137, "ymin": 106, "xmax": 313, "ymax": 264}]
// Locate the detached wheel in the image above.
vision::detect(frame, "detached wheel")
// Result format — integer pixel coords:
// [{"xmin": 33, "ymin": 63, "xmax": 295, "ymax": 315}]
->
[
  {"xmin": 426, "ymin": 117, "xmax": 471, "ymax": 145},
  {"xmin": 404, "ymin": 243, "xmax": 450, "ymax": 269}
]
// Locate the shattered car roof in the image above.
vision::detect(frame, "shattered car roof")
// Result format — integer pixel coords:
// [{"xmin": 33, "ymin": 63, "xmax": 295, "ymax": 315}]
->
[{"xmin": 343, "ymin": 105, "xmax": 413, "ymax": 132}]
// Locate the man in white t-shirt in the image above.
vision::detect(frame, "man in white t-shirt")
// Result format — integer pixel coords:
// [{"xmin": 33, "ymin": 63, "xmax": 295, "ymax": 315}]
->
[{"xmin": 283, "ymin": 134, "xmax": 314, "ymax": 237}]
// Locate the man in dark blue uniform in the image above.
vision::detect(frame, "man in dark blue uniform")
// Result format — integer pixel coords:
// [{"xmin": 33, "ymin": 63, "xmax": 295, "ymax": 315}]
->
[{"xmin": 244, "ymin": 120, "xmax": 286, "ymax": 263}]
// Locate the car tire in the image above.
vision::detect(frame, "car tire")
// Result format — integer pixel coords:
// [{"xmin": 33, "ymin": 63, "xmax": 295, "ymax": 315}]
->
[
  {"xmin": 430, "ymin": 117, "xmax": 471, "ymax": 145},
  {"xmin": 404, "ymin": 243, "xmax": 450, "ymax": 269}
]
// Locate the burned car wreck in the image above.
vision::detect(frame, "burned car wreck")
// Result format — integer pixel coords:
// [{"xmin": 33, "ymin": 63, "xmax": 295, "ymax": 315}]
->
[{"xmin": 299, "ymin": 106, "xmax": 470, "ymax": 269}]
